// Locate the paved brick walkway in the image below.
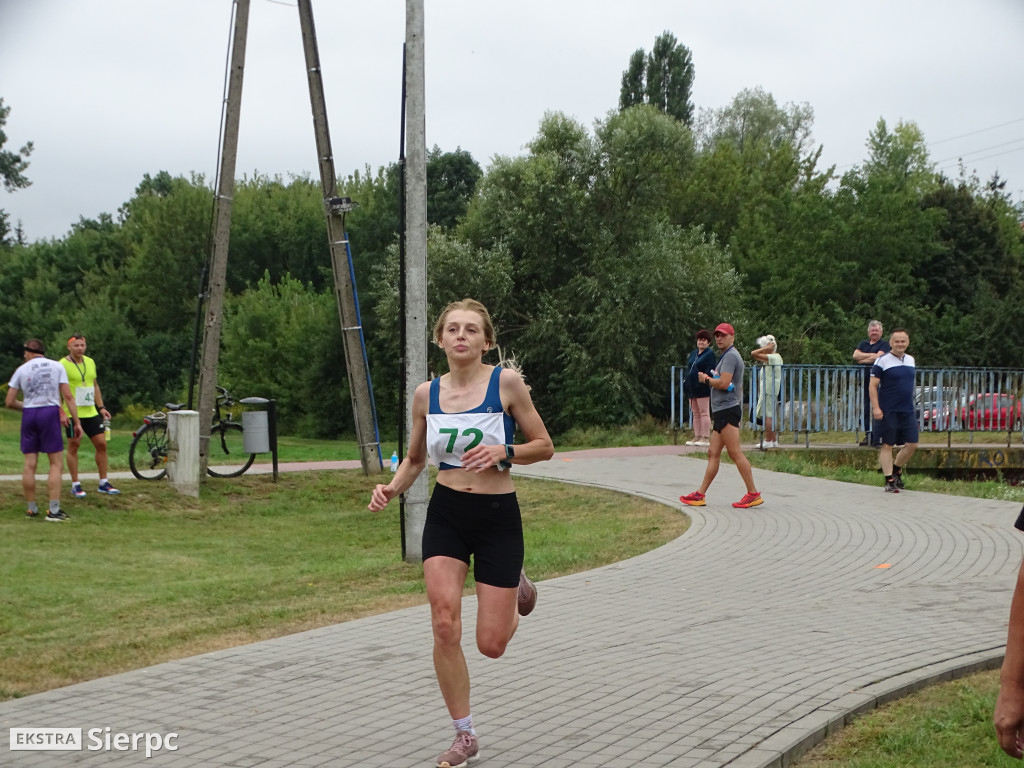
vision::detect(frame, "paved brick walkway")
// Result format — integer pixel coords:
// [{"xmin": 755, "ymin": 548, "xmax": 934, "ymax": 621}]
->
[{"xmin": 2, "ymin": 450, "xmax": 1020, "ymax": 767}]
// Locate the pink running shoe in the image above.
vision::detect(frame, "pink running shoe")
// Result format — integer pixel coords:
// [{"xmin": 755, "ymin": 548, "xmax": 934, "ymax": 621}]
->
[
  {"xmin": 517, "ymin": 569, "xmax": 537, "ymax": 616},
  {"xmin": 436, "ymin": 730, "xmax": 479, "ymax": 768}
]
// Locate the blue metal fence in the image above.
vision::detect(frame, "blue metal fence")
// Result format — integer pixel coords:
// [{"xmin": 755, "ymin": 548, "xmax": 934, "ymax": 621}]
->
[{"xmin": 669, "ymin": 364, "xmax": 1024, "ymax": 444}]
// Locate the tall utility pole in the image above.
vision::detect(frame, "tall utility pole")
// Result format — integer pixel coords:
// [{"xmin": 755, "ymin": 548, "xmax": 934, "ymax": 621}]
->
[
  {"xmin": 402, "ymin": 0, "xmax": 429, "ymax": 561},
  {"xmin": 296, "ymin": 0, "xmax": 380, "ymax": 474},
  {"xmin": 196, "ymin": 0, "xmax": 249, "ymax": 478}
]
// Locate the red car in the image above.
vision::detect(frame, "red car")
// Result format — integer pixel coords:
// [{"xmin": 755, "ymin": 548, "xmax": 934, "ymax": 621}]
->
[{"xmin": 959, "ymin": 393, "xmax": 1023, "ymax": 431}]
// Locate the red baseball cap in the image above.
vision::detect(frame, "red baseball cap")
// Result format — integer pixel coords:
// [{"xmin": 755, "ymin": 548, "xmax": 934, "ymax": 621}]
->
[{"xmin": 714, "ymin": 323, "xmax": 735, "ymax": 336}]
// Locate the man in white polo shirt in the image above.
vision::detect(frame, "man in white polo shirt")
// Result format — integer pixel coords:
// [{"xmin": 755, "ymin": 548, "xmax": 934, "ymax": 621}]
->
[
  {"xmin": 6, "ymin": 339, "xmax": 83, "ymax": 521},
  {"xmin": 869, "ymin": 327, "xmax": 918, "ymax": 493}
]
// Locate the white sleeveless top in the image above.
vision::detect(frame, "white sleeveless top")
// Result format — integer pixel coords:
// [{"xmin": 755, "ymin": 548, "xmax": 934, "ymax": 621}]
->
[{"xmin": 425, "ymin": 366, "xmax": 515, "ymax": 469}]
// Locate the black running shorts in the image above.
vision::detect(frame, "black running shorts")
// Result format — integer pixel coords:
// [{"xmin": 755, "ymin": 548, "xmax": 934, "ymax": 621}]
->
[
  {"xmin": 711, "ymin": 405, "xmax": 742, "ymax": 434},
  {"xmin": 421, "ymin": 483, "xmax": 524, "ymax": 588},
  {"xmin": 79, "ymin": 414, "xmax": 105, "ymax": 439}
]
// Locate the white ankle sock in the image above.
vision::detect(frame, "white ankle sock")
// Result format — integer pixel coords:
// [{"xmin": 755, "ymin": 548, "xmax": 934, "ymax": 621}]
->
[{"xmin": 453, "ymin": 715, "xmax": 475, "ymax": 735}]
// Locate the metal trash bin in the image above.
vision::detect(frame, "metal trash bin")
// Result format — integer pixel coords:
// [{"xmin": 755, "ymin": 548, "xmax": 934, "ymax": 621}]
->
[
  {"xmin": 240, "ymin": 397, "xmax": 279, "ymax": 480},
  {"xmin": 241, "ymin": 398, "xmax": 271, "ymax": 453}
]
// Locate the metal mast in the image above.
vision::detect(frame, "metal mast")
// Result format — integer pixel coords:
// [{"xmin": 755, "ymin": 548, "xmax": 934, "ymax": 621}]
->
[{"xmin": 296, "ymin": 0, "xmax": 380, "ymax": 474}]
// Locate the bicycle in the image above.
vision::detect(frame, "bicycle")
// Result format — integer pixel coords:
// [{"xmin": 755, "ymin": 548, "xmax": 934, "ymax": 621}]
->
[{"xmin": 128, "ymin": 386, "xmax": 257, "ymax": 480}]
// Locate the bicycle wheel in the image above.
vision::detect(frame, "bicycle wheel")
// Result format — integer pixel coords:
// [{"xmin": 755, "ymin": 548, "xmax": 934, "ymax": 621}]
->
[
  {"xmin": 129, "ymin": 421, "xmax": 169, "ymax": 480},
  {"xmin": 206, "ymin": 422, "xmax": 257, "ymax": 478}
]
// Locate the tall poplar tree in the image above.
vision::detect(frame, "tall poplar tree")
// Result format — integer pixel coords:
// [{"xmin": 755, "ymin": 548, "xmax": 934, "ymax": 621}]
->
[{"xmin": 618, "ymin": 32, "xmax": 695, "ymax": 124}]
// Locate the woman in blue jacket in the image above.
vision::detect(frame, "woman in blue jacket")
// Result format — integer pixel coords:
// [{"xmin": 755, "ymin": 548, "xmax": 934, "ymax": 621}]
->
[{"xmin": 684, "ymin": 329, "xmax": 717, "ymax": 446}]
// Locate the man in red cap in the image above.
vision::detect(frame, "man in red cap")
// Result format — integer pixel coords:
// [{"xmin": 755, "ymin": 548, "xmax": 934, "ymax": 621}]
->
[{"xmin": 679, "ymin": 323, "xmax": 764, "ymax": 508}]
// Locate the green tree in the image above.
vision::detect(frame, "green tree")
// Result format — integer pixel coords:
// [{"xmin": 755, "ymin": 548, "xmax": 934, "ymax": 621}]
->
[
  {"xmin": 0, "ymin": 99, "xmax": 32, "ymax": 193},
  {"xmin": 618, "ymin": 32, "xmax": 695, "ymax": 124},
  {"xmin": 220, "ymin": 272, "xmax": 347, "ymax": 437},
  {"xmin": 553, "ymin": 223, "xmax": 743, "ymax": 428},
  {"xmin": 230, "ymin": 173, "xmax": 329, "ymax": 291},
  {"xmin": 426, "ymin": 146, "xmax": 483, "ymax": 230},
  {"xmin": 695, "ymin": 87, "xmax": 815, "ymax": 156},
  {"xmin": 679, "ymin": 87, "xmax": 828, "ymax": 304},
  {"xmin": 619, "ymin": 50, "xmax": 646, "ymax": 112},
  {"xmin": 860, "ymin": 117, "xmax": 936, "ymax": 195},
  {"xmin": 593, "ymin": 105, "xmax": 695, "ymax": 246},
  {"xmin": 916, "ymin": 176, "xmax": 1024, "ymax": 366},
  {"xmin": 119, "ymin": 172, "xmax": 214, "ymax": 336},
  {"xmin": 0, "ymin": 98, "xmax": 33, "ymax": 248}
]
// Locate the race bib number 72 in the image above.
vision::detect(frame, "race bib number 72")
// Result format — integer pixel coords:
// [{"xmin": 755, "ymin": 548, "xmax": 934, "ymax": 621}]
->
[{"xmin": 437, "ymin": 427, "xmax": 483, "ymax": 453}]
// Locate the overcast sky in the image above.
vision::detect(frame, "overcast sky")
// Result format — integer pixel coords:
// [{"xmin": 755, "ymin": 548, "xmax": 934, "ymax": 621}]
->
[{"xmin": 2, "ymin": 0, "xmax": 1023, "ymax": 242}]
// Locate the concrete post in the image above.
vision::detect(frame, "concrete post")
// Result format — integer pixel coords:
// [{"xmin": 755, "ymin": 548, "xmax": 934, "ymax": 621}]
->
[
  {"xmin": 402, "ymin": 0, "xmax": 429, "ymax": 562},
  {"xmin": 167, "ymin": 411, "xmax": 200, "ymax": 498}
]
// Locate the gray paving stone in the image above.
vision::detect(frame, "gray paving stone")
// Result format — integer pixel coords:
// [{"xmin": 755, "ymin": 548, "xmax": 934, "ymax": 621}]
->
[{"xmin": 2, "ymin": 452, "xmax": 1019, "ymax": 767}]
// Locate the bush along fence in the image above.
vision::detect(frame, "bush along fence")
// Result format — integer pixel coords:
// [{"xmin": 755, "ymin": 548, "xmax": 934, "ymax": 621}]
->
[{"xmin": 669, "ymin": 364, "xmax": 1024, "ymax": 447}]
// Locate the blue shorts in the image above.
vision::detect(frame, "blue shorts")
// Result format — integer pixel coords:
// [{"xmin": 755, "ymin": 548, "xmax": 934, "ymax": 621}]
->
[
  {"xmin": 21, "ymin": 405, "xmax": 65, "ymax": 455},
  {"xmin": 878, "ymin": 411, "xmax": 919, "ymax": 446}
]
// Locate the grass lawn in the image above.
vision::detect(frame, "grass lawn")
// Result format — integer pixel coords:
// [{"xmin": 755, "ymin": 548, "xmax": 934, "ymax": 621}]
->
[{"xmin": 795, "ymin": 669, "xmax": 1008, "ymax": 767}]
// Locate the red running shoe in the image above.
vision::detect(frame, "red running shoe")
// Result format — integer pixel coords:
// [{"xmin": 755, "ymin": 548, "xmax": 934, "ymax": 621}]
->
[
  {"xmin": 679, "ymin": 491, "xmax": 706, "ymax": 506},
  {"xmin": 732, "ymin": 492, "xmax": 763, "ymax": 508}
]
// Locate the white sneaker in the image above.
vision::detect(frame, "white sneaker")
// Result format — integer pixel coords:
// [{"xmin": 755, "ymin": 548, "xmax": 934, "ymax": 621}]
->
[
  {"xmin": 693, "ymin": 439, "xmax": 710, "ymax": 446},
  {"xmin": 685, "ymin": 440, "xmax": 696, "ymax": 446}
]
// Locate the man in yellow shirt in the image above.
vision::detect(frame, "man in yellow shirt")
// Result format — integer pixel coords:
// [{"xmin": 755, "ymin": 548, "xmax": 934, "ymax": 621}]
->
[{"xmin": 60, "ymin": 334, "xmax": 120, "ymax": 497}]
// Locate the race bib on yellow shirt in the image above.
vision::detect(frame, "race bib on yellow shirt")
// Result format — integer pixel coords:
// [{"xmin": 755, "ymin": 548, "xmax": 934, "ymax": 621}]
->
[{"xmin": 74, "ymin": 386, "xmax": 95, "ymax": 408}]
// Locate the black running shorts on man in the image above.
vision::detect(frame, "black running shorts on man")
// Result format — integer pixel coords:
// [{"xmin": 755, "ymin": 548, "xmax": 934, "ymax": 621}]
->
[{"xmin": 712, "ymin": 405, "xmax": 742, "ymax": 434}]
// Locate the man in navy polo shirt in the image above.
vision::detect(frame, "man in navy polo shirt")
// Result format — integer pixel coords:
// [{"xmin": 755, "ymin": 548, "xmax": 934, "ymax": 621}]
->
[
  {"xmin": 869, "ymin": 328, "xmax": 918, "ymax": 492},
  {"xmin": 853, "ymin": 320, "xmax": 890, "ymax": 446}
]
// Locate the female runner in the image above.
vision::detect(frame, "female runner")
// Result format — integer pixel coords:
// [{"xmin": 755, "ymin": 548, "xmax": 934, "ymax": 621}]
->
[{"xmin": 369, "ymin": 298, "xmax": 554, "ymax": 768}]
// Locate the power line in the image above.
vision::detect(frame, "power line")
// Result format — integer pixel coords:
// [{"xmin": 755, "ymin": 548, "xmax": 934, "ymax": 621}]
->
[
  {"xmin": 832, "ymin": 119, "xmax": 1024, "ymax": 173},
  {"xmin": 936, "ymin": 144, "xmax": 1024, "ymax": 174},
  {"xmin": 933, "ymin": 136, "xmax": 1024, "ymax": 165},
  {"xmin": 929, "ymin": 117, "xmax": 1024, "ymax": 147}
]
